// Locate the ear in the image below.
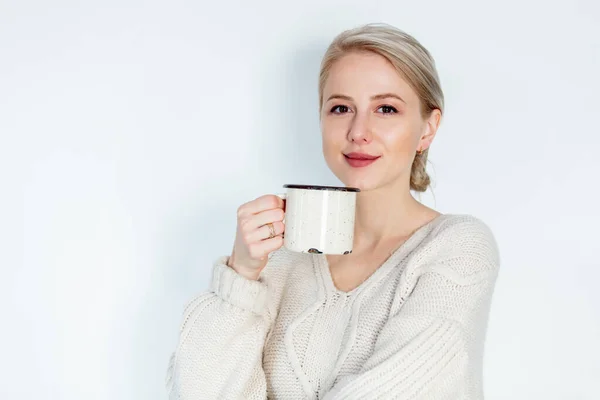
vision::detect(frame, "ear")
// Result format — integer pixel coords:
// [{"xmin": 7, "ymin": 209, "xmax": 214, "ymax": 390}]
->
[{"xmin": 417, "ymin": 109, "xmax": 442, "ymax": 151}]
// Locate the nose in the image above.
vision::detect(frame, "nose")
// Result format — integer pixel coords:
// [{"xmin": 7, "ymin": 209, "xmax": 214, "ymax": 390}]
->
[{"xmin": 347, "ymin": 112, "xmax": 372, "ymax": 144}]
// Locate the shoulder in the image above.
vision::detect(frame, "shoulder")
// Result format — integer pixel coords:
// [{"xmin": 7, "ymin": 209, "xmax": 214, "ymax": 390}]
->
[
  {"xmin": 432, "ymin": 214, "xmax": 498, "ymax": 255},
  {"xmin": 265, "ymin": 246, "xmax": 309, "ymax": 272},
  {"xmin": 393, "ymin": 215, "xmax": 501, "ymax": 327},
  {"xmin": 255, "ymin": 247, "xmax": 313, "ymax": 318},
  {"xmin": 261, "ymin": 246, "xmax": 311, "ymax": 288},
  {"xmin": 411, "ymin": 214, "xmax": 500, "ymax": 281}
]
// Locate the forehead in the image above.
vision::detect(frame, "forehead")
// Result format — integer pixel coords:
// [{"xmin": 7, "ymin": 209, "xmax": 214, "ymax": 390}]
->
[{"xmin": 323, "ymin": 51, "xmax": 417, "ymax": 102}]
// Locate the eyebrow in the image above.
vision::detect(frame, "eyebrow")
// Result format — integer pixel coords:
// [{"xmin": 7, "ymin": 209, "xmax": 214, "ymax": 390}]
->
[{"xmin": 326, "ymin": 93, "xmax": 406, "ymax": 104}]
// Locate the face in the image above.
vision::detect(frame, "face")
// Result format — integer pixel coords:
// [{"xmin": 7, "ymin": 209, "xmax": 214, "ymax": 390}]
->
[{"xmin": 320, "ymin": 51, "xmax": 441, "ymax": 191}]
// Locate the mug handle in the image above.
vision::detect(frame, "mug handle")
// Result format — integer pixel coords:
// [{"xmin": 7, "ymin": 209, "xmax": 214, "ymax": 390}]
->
[{"xmin": 275, "ymin": 193, "xmax": 287, "ymax": 213}]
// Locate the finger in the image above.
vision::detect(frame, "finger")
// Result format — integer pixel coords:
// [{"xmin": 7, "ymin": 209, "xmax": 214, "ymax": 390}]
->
[
  {"xmin": 237, "ymin": 195, "xmax": 284, "ymax": 218},
  {"xmin": 247, "ymin": 235, "xmax": 284, "ymax": 260},
  {"xmin": 243, "ymin": 208, "xmax": 284, "ymax": 231},
  {"xmin": 247, "ymin": 221, "xmax": 285, "ymax": 243}
]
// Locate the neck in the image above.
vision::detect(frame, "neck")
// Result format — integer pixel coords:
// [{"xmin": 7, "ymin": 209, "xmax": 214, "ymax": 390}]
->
[{"xmin": 353, "ymin": 179, "xmax": 436, "ymax": 246}]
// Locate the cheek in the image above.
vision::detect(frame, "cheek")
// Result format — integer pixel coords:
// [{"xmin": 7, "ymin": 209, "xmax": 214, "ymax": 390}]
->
[
  {"xmin": 378, "ymin": 119, "xmax": 420, "ymax": 150},
  {"xmin": 321, "ymin": 118, "xmax": 347, "ymax": 150},
  {"xmin": 378, "ymin": 124, "xmax": 419, "ymax": 156}
]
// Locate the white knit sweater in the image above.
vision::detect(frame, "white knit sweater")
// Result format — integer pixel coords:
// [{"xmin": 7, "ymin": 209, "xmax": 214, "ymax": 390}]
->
[{"xmin": 166, "ymin": 214, "xmax": 500, "ymax": 399}]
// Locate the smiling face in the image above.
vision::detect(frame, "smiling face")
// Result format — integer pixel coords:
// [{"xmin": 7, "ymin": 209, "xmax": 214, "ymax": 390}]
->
[{"xmin": 320, "ymin": 51, "xmax": 441, "ymax": 191}]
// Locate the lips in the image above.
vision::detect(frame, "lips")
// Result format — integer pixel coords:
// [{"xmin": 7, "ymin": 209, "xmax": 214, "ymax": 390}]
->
[
  {"xmin": 344, "ymin": 152, "xmax": 380, "ymax": 168},
  {"xmin": 344, "ymin": 152, "xmax": 379, "ymax": 160}
]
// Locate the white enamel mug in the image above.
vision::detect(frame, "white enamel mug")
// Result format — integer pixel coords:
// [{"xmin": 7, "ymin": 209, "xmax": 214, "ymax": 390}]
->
[{"xmin": 277, "ymin": 184, "xmax": 359, "ymax": 255}]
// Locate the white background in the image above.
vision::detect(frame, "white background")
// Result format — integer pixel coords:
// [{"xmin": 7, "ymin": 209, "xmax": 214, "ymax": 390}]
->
[{"xmin": 1, "ymin": 0, "xmax": 599, "ymax": 399}]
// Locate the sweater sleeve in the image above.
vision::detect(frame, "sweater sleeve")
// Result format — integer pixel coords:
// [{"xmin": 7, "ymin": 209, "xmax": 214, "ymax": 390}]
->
[
  {"xmin": 166, "ymin": 257, "xmax": 273, "ymax": 400},
  {"xmin": 323, "ymin": 218, "xmax": 500, "ymax": 400}
]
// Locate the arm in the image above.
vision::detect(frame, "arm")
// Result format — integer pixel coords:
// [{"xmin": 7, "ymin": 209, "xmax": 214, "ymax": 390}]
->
[
  {"xmin": 166, "ymin": 194, "xmax": 286, "ymax": 399},
  {"xmin": 166, "ymin": 258, "xmax": 273, "ymax": 400},
  {"xmin": 323, "ymin": 218, "xmax": 500, "ymax": 400}
]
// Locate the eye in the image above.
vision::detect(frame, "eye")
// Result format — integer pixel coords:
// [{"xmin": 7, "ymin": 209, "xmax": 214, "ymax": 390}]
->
[
  {"xmin": 377, "ymin": 105, "xmax": 398, "ymax": 114},
  {"xmin": 330, "ymin": 105, "xmax": 351, "ymax": 114}
]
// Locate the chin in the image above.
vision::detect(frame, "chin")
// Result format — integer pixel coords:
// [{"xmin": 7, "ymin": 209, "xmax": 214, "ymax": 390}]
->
[
  {"xmin": 337, "ymin": 172, "xmax": 381, "ymax": 192},
  {"xmin": 327, "ymin": 157, "xmax": 387, "ymax": 191},
  {"xmin": 335, "ymin": 164, "xmax": 404, "ymax": 193}
]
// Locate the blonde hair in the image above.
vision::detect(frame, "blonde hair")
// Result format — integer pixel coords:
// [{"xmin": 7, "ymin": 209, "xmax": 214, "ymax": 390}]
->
[{"xmin": 319, "ymin": 23, "xmax": 444, "ymax": 192}]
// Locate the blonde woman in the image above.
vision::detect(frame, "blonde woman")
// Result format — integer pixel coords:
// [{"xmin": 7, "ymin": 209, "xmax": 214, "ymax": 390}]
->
[{"xmin": 167, "ymin": 23, "xmax": 499, "ymax": 400}]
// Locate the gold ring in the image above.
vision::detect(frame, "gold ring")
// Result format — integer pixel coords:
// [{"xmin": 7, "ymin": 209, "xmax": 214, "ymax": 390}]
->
[{"xmin": 266, "ymin": 222, "xmax": 276, "ymax": 239}]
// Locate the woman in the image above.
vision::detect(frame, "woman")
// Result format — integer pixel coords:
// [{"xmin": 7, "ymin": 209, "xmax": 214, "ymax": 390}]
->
[{"xmin": 167, "ymin": 23, "xmax": 499, "ymax": 399}]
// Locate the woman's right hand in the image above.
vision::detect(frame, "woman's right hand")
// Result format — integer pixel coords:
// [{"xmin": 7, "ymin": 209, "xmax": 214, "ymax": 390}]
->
[{"xmin": 227, "ymin": 194, "xmax": 286, "ymax": 280}]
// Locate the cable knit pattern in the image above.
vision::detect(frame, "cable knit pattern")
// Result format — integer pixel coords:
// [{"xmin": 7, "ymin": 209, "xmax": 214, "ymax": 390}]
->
[{"xmin": 166, "ymin": 214, "xmax": 500, "ymax": 399}]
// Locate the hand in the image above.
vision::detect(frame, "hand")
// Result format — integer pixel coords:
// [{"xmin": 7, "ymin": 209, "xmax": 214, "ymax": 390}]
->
[{"xmin": 227, "ymin": 194, "xmax": 285, "ymax": 280}]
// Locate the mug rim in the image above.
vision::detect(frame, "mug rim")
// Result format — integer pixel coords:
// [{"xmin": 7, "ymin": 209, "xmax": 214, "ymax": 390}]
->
[{"xmin": 283, "ymin": 184, "xmax": 360, "ymax": 192}]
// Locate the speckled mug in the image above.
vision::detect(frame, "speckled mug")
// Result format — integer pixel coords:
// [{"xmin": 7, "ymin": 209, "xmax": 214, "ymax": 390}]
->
[{"xmin": 278, "ymin": 184, "xmax": 359, "ymax": 255}]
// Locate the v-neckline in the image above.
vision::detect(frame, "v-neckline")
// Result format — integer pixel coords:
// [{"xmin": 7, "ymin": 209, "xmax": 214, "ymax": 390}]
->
[{"xmin": 316, "ymin": 214, "xmax": 447, "ymax": 296}]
